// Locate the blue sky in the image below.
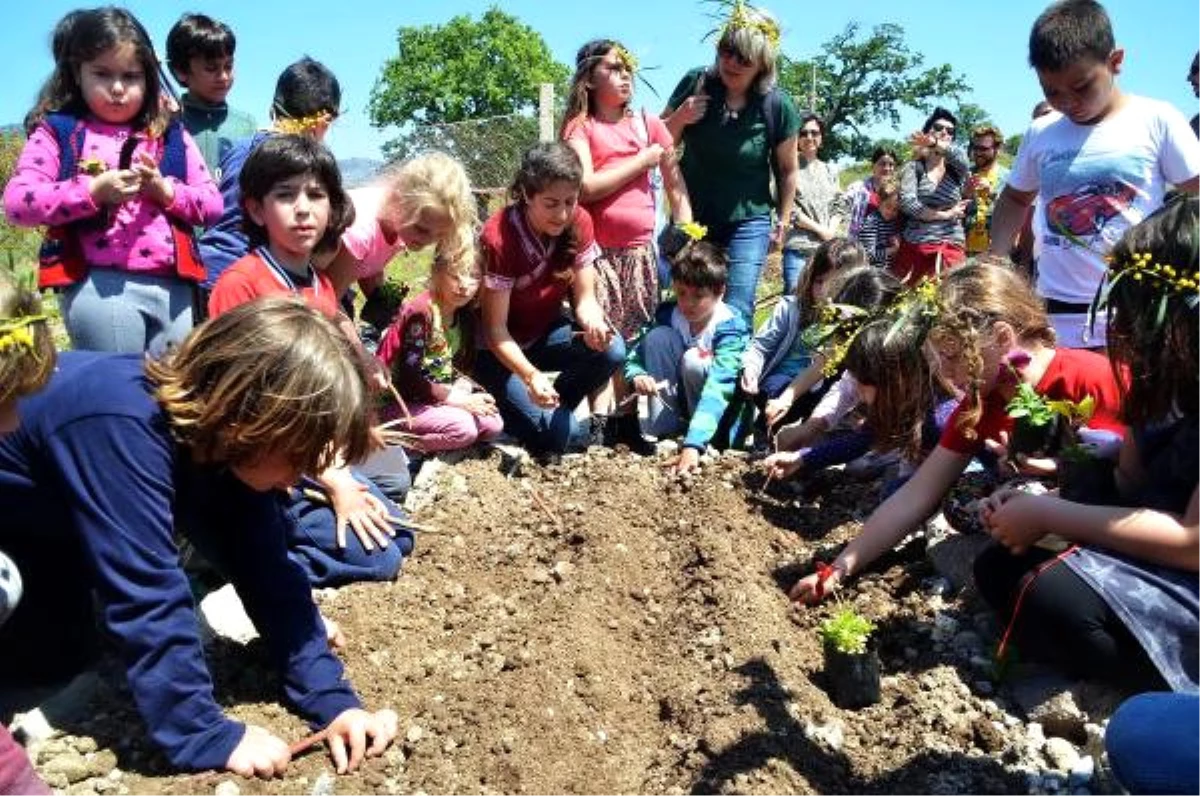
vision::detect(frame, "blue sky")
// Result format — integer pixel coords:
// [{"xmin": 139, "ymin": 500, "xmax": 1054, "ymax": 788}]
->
[{"xmin": 4, "ymin": 1, "xmax": 1197, "ymax": 163}]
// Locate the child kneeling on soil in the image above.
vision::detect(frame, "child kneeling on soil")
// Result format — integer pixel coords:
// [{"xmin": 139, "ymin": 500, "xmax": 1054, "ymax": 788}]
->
[
  {"xmin": 789, "ymin": 263, "xmax": 1126, "ymax": 605},
  {"xmin": 377, "ymin": 251, "xmax": 504, "ymax": 453},
  {"xmin": 624, "ymin": 240, "xmax": 751, "ymax": 474},
  {"xmin": 0, "ymin": 273, "xmax": 56, "ymax": 795},
  {"xmin": 976, "ymin": 195, "xmax": 1199, "ymax": 691},
  {"xmin": 0, "ymin": 299, "xmax": 398, "ymax": 776}
]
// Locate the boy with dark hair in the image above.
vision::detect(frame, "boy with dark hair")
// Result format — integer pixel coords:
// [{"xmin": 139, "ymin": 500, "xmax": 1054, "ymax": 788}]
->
[
  {"xmin": 198, "ymin": 57, "xmax": 341, "ymax": 294},
  {"xmin": 987, "ymin": 0, "xmax": 1200, "ymax": 348},
  {"xmin": 624, "ymin": 241, "xmax": 751, "ymax": 474},
  {"xmin": 166, "ymin": 13, "xmax": 256, "ymax": 180}
]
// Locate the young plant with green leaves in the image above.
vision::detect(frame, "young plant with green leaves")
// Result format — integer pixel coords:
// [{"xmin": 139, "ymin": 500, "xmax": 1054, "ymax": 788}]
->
[{"xmin": 820, "ymin": 606, "xmax": 876, "ymax": 655}]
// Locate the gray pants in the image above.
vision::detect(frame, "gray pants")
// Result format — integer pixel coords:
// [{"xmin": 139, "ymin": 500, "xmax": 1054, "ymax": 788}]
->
[
  {"xmin": 638, "ymin": 325, "xmax": 710, "ymax": 439},
  {"xmin": 61, "ymin": 269, "xmax": 195, "ymax": 356}
]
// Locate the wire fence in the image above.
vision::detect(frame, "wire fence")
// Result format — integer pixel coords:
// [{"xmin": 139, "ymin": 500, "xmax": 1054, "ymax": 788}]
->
[{"xmin": 391, "ymin": 112, "xmax": 543, "ymax": 213}]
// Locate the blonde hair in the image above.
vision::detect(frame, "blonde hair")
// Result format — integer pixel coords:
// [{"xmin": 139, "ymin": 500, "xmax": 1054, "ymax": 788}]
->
[
  {"xmin": 714, "ymin": 4, "xmax": 781, "ymax": 94},
  {"xmin": 147, "ymin": 297, "xmax": 373, "ymax": 474},
  {"xmin": 379, "ymin": 152, "xmax": 478, "ymax": 273},
  {"xmin": 0, "ymin": 273, "xmax": 55, "ymax": 406},
  {"xmin": 928, "ymin": 264, "xmax": 1055, "ymax": 439},
  {"xmin": 875, "ymin": 178, "xmax": 900, "ymax": 203}
]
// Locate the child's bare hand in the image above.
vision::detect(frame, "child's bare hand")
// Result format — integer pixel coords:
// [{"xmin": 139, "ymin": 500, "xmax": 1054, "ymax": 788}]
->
[
  {"xmin": 763, "ymin": 450, "xmax": 803, "ymax": 480},
  {"xmin": 225, "ymin": 724, "xmax": 291, "ymax": 778},
  {"xmin": 525, "ymin": 371, "xmax": 559, "ymax": 408},
  {"xmin": 326, "ymin": 475, "xmax": 395, "ymax": 552},
  {"xmin": 789, "ymin": 569, "xmax": 837, "ymax": 605},
  {"xmin": 739, "ymin": 371, "xmax": 758, "ymax": 395},
  {"xmin": 322, "ymin": 708, "xmax": 398, "ymax": 774},
  {"xmin": 640, "ymin": 143, "xmax": 665, "ymax": 170},
  {"xmin": 632, "ymin": 375, "xmax": 659, "ymax": 396},
  {"xmin": 458, "ymin": 392, "xmax": 498, "ymax": 417},
  {"xmin": 89, "ymin": 169, "xmax": 142, "ymax": 206},
  {"xmin": 671, "ymin": 446, "xmax": 701, "ymax": 475},
  {"xmin": 132, "ymin": 152, "xmax": 174, "ymax": 206},
  {"xmin": 764, "ymin": 394, "xmax": 793, "ymax": 427}
]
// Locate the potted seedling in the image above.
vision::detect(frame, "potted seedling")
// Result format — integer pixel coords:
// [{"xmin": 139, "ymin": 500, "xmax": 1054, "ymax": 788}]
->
[
  {"xmin": 1005, "ymin": 382, "xmax": 1060, "ymax": 457},
  {"xmin": 817, "ymin": 568, "xmax": 880, "ymax": 709},
  {"xmin": 1047, "ymin": 396, "xmax": 1113, "ymax": 503}
]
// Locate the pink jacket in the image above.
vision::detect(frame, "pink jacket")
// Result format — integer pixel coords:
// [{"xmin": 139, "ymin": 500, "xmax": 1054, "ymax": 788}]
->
[{"xmin": 3, "ymin": 118, "xmax": 222, "ymax": 276}]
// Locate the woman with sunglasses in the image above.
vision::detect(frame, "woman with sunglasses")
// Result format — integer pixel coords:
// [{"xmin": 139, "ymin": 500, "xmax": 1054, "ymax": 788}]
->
[
  {"xmin": 781, "ymin": 113, "xmax": 843, "ymax": 293},
  {"xmin": 894, "ymin": 106, "xmax": 971, "ymax": 282},
  {"xmin": 663, "ymin": 3, "xmax": 800, "ymax": 322}
]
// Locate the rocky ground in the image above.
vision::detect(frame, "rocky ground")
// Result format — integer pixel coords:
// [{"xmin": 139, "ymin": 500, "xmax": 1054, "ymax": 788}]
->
[{"xmin": 7, "ymin": 445, "xmax": 1132, "ymax": 795}]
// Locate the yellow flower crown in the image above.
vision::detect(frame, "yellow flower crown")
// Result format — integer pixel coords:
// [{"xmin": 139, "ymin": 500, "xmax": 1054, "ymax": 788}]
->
[
  {"xmin": 679, "ymin": 221, "xmax": 708, "ymax": 241},
  {"xmin": 724, "ymin": 1, "xmax": 781, "ymax": 49},
  {"xmin": 1107, "ymin": 251, "xmax": 1198, "ymax": 295},
  {"xmin": 0, "ymin": 314, "xmax": 48, "ymax": 357},
  {"xmin": 273, "ymin": 110, "xmax": 335, "ymax": 136},
  {"xmin": 614, "ymin": 45, "xmax": 639, "ymax": 74}
]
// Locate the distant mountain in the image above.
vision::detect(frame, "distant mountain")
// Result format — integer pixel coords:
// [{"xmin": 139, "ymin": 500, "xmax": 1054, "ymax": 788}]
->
[{"xmin": 339, "ymin": 157, "xmax": 383, "ymax": 188}]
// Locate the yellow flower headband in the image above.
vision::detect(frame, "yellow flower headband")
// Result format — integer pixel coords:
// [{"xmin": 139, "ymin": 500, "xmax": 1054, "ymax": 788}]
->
[
  {"xmin": 613, "ymin": 45, "xmax": 639, "ymax": 74},
  {"xmin": 723, "ymin": 1, "xmax": 781, "ymax": 49},
  {"xmin": 0, "ymin": 314, "xmax": 48, "ymax": 357},
  {"xmin": 679, "ymin": 221, "xmax": 708, "ymax": 241},
  {"xmin": 273, "ymin": 109, "xmax": 336, "ymax": 136},
  {"xmin": 1088, "ymin": 250, "xmax": 1200, "ymax": 332}
]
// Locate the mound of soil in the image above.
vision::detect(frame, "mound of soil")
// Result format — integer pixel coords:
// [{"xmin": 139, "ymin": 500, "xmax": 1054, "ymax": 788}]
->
[{"xmin": 30, "ymin": 448, "xmax": 1045, "ymax": 794}]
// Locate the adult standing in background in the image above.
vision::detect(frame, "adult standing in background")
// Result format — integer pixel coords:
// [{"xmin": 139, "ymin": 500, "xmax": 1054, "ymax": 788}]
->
[
  {"xmin": 963, "ymin": 124, "xmax": 1009, "ymax": 256},
  {"xmin": 663, "ymin": 2, "xmax": 799, "ymax": 322},
  {"xmin": 895, "ymin": 107, "xmax": 970, "ymax": 282},
  {"xmin": 782, "ymin": 113, "xmax": 842, "ymax": 294},
  {"xmin": 843, "ymin": 147, "xmax": 898, "ymax": 240}
]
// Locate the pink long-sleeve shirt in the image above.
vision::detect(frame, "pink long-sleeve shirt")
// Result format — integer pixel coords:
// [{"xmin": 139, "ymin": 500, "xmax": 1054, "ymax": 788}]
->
[{"xmin": 3, "ymin": 119, "xmax": 222, "ymax": 276}]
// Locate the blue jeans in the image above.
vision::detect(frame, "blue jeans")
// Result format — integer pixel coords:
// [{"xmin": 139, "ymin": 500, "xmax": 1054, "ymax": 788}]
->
[
  {"xmin": 1106, "ymin": 692, "xmax": 1199, "ymax": 794},
  {"xmin": 708, "ymin": 215, "xmax": 772, "ymax": 323},
  {"xmin": 781, "ymin": 249, "xmax": 807, "ymax": 297},
  {"xmin": 475, "ymin": 316, "xmax": 625, "ymax": 454}
]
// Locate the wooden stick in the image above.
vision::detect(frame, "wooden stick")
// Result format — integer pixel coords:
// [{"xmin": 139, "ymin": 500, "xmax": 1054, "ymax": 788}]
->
[
  {"xmin": 378, "ymin": 416, "xmax": 413, "ymax": 430},
  {"xmin": 387, "ymin": 382, "xmax": 412, "ymax": 423},
  {"xmin": 757, "ymin": 419, "xmax": 780, "ymax": 497},
  {"xmin": 528, "ymin": 487, "xmax": 563, "ymax": 528},
  {"xmin": 289, "ymin": 728, "xmax": 329, "ymax": 757},
  {"xmin": 618, "ymin": 379, "xmax": 669, "ymax": 409}
]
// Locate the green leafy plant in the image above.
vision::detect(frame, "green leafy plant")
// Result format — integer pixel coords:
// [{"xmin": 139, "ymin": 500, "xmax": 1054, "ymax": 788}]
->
[
  {"xmin": 820, "ymin": 606, "xmax": 876, "ymax": 655},
  {"xmin": 1005, "ymin": 382, "xmax": 1055, "ymax": 426}
]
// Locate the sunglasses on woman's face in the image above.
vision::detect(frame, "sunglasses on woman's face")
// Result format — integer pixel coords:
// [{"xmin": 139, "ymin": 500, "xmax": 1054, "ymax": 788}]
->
[
  {"xmin": 930, "ymin": 121, "xmax": 955, "ymax": 135},
  {"xmin": 718, "ymin": 46, "xmax": 754, "ymax": 68},
  {"xmin": 798, "ymin": 129, "xmax": 821, "ymax": 138}
]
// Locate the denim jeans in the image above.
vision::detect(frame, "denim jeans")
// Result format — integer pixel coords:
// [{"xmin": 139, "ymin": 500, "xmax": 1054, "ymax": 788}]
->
[
  {"xmin": 708, "ymin": 215, "xmax": 772, "ymax": 323},
  {"xmin": 1106, "ymin": 692, "xmax": 1199, "ymax": 794},
  {"xmin": 780, "ymin": 249, "xmax": 808, "ymax": 297},
  {"xmin": 475, "ymin": 316, "xmax": 625, "ymax": 454}
]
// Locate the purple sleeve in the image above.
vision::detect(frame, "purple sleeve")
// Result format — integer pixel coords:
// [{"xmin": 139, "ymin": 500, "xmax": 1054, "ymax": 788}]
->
[
  {"xmin": 164, "ymin": 130, "xmax": 223, "ymax": 226},
  {"xmin": 2, "ymin": 123, "xmax": 100, "ymax": 228}
]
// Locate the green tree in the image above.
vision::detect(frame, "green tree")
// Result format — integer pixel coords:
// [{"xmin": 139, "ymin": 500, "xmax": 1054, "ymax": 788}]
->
[
  {"xmin": 0, "ymin": 131, "xmax": 42, "ymax": 282},
  {"xmin": 777, "ymin": 22, "xmax": 970, "ymax": 161},
  {"xmin": 368, "ymin": 7, "xmax": 570, "ymax": 171}
]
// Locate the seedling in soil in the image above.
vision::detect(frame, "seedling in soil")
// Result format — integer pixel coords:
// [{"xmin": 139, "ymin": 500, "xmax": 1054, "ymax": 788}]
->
[{"xmin": 816, "ymin": 564, "xmax": 881, "ymax": 708}]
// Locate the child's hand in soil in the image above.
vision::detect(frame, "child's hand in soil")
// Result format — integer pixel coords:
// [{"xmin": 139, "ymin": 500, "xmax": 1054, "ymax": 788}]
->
[
  {"xmin": 322, "ymin": 708, "xmax": 398, "ymax": 774},
  {"xmin": 225, "ymin": 724, "xmax": 291, "ymax": 778},
  {"xmin": 321, "ymin": 614, "xmax": 346, "ymax": 650},
  {"xmin": 668, "ymin": 446, "xmax": 701, "ymax": 475},
  {"xmin": 982, "ymin": 492, "xmax": 1051, "ymax": 554},
  {"xmin": 763, "ymin": 449, "xmax": 804, "ymax": 480},
  {"xmin": 789, "ymin": 566, "xmax": 840, "ymax": 605}
]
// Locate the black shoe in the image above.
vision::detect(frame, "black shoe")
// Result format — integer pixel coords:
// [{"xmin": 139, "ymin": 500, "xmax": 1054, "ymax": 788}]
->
[
  {"xmin": 606, "ymin": 413, "xmax": 655, "ymax": 456},
  {"xmin": 586, "ymin": 414, "xmax": 610, "ymax": 449}
]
